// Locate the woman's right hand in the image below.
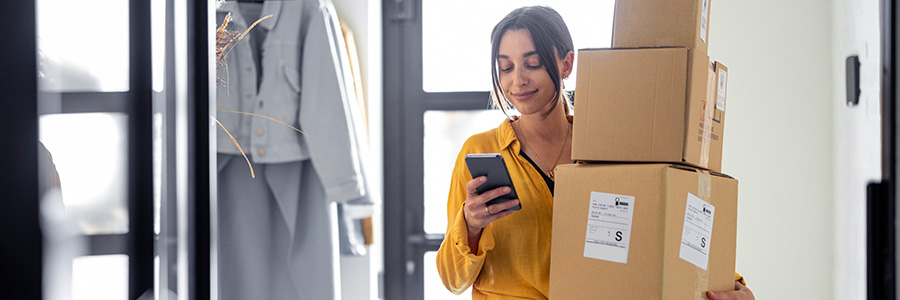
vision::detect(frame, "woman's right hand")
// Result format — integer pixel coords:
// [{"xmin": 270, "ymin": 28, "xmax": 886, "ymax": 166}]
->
[{"xmin": 463, "ymin": 176, "xmax": 520, "ymax": 237}]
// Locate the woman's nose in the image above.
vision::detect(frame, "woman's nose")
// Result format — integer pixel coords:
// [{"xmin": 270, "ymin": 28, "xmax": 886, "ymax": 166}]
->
[{"xmin": 513, "ymin": 68, "xmax": 529, "ymax": 86}]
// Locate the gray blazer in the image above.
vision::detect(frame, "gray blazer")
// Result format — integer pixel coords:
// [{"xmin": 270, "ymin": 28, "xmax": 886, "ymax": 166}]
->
[{"xmin": 216, "ymin": 0, "xmax": 374, "ymax": 254}]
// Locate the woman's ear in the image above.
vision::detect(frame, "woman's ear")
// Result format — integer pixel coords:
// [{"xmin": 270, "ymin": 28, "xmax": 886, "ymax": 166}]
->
[{"xmin": 561, "ymin": 50, "xmax": 575, "ymax": 79}]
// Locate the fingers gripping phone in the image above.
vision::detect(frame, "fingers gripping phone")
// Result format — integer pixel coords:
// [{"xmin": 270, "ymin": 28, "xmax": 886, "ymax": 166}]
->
[{"xmin": 465, "ymin": 153, "xmax": 522, "ymax": 211}]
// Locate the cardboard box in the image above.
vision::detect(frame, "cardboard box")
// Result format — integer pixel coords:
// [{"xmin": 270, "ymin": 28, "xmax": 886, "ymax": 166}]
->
[
  {"xmin": 549, "ymin": 163, "xmax": 738, "ymax": 300},
  {"xmin": 572, "ymin": 47, "xmax": 726, "ymax": 172},
  {"xmin": 612, "ymin": 0, "xmax": 712, "ymax": 54}
]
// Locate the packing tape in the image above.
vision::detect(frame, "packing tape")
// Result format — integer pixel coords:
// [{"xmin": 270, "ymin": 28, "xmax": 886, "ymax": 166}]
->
[
  {"xmin": 696, "ymin": 169, "xmax": 712, "ymax": 200},
  {"xmin": 699, "ymin": 62, "xmax": 717, "ymax": 168},
  {"xmin": 699, "ymin": 124, "xmax": 711, "ymax": 168},
  {"xmin": 693, "ymin": 169, "xmax": 711, "ymax": 295},
  {"xmin": 694, "ymin": 266, "xmax": 709, "ymax": 298}
]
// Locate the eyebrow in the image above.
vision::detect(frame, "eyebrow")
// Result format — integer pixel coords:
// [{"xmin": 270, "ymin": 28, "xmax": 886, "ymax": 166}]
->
[{"xmin": 498, "ymin": 51, "xmax": 539, "ymax": 59}]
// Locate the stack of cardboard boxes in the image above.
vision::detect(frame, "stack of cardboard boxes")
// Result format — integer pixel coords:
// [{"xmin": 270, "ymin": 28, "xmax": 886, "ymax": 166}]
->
[{"xmin": 549, "ymin": 0, "xmax": 738, "ymax": 299}]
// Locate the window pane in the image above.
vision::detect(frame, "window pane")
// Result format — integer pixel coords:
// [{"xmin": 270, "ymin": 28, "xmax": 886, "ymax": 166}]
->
[
  {"xmin": 72, "ymin": 255, "xmax": 129, "ymax": 300},
  {"xmin": 423, "ymin": 110, "xmax": 508, "ymax": 234},
  {"xmin": 37, "ymin": 0, "xmax": 129, "ymax": 92},
  {"xmin": 152, "ymin": 0, "xmax": 166, "ymax": 93},
  {"xmin": 424, "ymin": 251, "xmax": 471, "ymax": 299},
  {"xmin": 422, "ymin": 0, "xmax": 615, "ymax": 93},
  {"xmin": 40, "ymin": 113, "xmax": 129, "ymax": 235}
]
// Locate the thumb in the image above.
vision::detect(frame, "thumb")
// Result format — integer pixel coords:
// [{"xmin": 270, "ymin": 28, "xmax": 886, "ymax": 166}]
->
[{"xmin": 706, "ymin": 290, "xmax": 729, "ymax": 300}]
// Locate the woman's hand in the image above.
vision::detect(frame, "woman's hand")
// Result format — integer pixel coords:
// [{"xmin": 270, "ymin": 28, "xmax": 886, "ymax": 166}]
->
[
  {"xmin": 463, "ymin": 176, "xmax": 520, "ymax": 249},
  {"xmin": 707, "ymin": 281, "xmax": 755, "ymax": 300}
]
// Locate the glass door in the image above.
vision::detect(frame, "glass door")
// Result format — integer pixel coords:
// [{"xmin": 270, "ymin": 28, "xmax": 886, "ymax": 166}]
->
[
  {"xmin": 36, "ymin": 0, "xmax": 153, "ymax": 298},
  {"xmin": 8, "ymin": 0, "xmax": 217, "ymax": 299}
]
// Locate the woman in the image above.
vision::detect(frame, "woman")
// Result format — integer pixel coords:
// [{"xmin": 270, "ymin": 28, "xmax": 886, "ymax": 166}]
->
[{"xmin": 435, "ymin": 6, "xmax": 754, "ymax": 300}]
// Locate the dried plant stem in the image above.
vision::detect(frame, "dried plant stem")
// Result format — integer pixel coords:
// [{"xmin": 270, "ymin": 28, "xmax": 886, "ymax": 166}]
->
[
  {"xmin": 217, "ymin": 12, "xmax": 231, "ymax": 33},
  {"xmin": 215, "ymin": 118, "xmax": 255, "ymax": 179},
  {"xmin": 221, "ymin": 14, "xmax": 273, "ymax": 64},
  {"xmin": 216, "ymin": 110, "xmax": 304, "ymax": 134},
  {"xmin": 238, "ymin": 15, "xmax": 272, "ymax": 42},
  {"xmin": 216, "ymin": 13, "xmax": 272, "ymax": 87}
]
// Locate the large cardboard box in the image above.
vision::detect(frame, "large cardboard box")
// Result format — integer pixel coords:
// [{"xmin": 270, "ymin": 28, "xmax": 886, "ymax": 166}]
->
[
  {"xmin": 572, "ymin": 47, "xmax": 728, "ymax": 172},
  {"xmin": 612, "ymin": 0, "xmax": 712, "ymax": 54},
  {"xmin": 549, "ymin": 163, "xmax": 738, "ymax": 300}
]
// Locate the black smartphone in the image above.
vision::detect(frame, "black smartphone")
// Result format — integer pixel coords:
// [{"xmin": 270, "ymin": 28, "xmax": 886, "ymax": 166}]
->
[{"xmin": 464, "ymin": 153, "xmax": 522, "ymax": 211}]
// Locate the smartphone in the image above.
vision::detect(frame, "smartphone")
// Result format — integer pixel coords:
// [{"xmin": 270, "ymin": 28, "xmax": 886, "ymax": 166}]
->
[{"xmin": 465, "ymin": 153, "xmax": 522, "ymax": 211}]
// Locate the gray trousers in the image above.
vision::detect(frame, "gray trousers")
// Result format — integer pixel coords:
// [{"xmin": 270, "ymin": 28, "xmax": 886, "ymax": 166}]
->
[{"xmin": 217, "ymin": 154, "xmax": 340, "ymax": 300}]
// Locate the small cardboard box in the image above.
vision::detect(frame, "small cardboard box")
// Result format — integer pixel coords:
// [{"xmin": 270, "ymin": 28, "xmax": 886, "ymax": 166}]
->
[
  {"xmin": 572, "ymin": 47, "xmax": 726, "ymax": 172},
  {"xmin": 549, "ymin": 163, "xmax": 738, "ymax": 300},
  {"xmin": 612, "ymin": 0, "xmax": 712, "ymax": 54}
]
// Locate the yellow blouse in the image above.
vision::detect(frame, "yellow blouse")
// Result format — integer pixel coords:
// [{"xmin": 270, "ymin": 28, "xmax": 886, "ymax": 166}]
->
[
  {"xmin": 435, "ymin": 117, "xmax": 743, "ymax": 299},
  {"xmin": 437, "ymin": 117, "xmax": 554, "ymax": 299}
]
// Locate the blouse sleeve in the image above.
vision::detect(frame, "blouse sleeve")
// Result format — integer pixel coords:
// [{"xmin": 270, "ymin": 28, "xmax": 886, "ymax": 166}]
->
[{"xmin": 435, "ymin": 148, "xmax": 496, "ymax": 295}]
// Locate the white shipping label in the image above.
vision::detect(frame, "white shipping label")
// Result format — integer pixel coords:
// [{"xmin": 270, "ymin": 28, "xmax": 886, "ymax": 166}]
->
[
  {"xmin": 716, "ymin": 69, "xmax": 728, "ymax": 112},
  {"xmin": 583, "ymin": 192, "xmax": 635, "ymax": 264},
  {"xmin": 679, "ymin": 193, "xmax": 715, "ymax": 270},
  {"xmin": 700, "ymin": 0, "xmax": 710, "ymax": 43}
]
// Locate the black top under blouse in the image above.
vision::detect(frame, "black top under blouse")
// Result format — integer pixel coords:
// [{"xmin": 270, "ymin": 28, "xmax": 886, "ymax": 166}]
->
[{"xmin": 519, "ymin": 150, "xmax": 554, "ymax": 196}]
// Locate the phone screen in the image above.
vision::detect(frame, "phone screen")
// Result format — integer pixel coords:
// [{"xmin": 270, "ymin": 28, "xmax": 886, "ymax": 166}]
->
[{"xmin": 465, "ymin": 153, "xmax": 522, "ymax": 211}]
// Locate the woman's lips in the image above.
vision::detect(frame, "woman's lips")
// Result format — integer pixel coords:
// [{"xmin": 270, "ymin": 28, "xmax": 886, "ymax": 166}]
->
[{"xmin": 511, "ymin": 90, "xmax": 537, "ymax": 101}]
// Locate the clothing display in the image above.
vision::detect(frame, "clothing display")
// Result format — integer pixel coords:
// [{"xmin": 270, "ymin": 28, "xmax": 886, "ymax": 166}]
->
[
  {"xmin": 435, "ymin": 117, "xmax": 743, "ymax": 299},
  {"xmin": 215, "ymin": 0, "xmax": 374, "ymax": 298}
]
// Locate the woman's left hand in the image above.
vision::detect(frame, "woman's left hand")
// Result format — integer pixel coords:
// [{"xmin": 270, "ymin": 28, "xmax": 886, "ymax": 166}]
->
[{"xmin": 707, "ymin": 280, "xmax": 755, "ymax": 300}]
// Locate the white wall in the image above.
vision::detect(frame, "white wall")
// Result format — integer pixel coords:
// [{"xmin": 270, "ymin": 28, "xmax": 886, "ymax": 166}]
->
[
  {"xmin": 832, "ymin": 0, "xmax": 881, "ymax": 299},
  {"xmin": 709, "ymin": 0, "xmax": 835, "ymax": 299}
]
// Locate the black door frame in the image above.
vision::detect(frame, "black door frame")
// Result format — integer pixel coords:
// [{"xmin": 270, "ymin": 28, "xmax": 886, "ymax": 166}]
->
[
  {"xmin": 0, "ymin": 1, "xmax": 41, "ymax": 299},
  {"xmin": 868, "ymin": 0, "xmax": 898, "ymax": 299},
  {"xmin": 128, "ymin": 0, "xmax": 156, "ymax": 297}
]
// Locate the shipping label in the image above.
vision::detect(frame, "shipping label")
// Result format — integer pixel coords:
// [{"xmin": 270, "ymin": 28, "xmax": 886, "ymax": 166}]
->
[
  {"xmin": 679, "ymin": 193, "xmax": 715, "ymax": 270},
  {"xmin": 700, "ymin": 0, "xmax": 710, "ymax": 43},
  {"xmin": 584, "ymin": 192, "xmax": 635, "ymax": 264},
  {"xmin": 716, "ymin": 69, "xmax": 728, "ymax": 112}
]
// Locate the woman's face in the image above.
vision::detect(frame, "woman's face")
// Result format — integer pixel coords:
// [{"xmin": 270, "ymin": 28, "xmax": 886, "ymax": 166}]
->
[{"xmin": 497, "ymin": 29, "xmax": 570, "ymax": 116}]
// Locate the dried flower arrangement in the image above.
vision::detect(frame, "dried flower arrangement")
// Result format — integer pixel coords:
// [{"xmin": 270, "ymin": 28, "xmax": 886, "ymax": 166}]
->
[
  {"xmin": 215, "ymin": 12, "xmax": 268, "ymax": 86},
  {"xmin": 215, "ymin": 12, "xmax": 302, "ymax": 178}
]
